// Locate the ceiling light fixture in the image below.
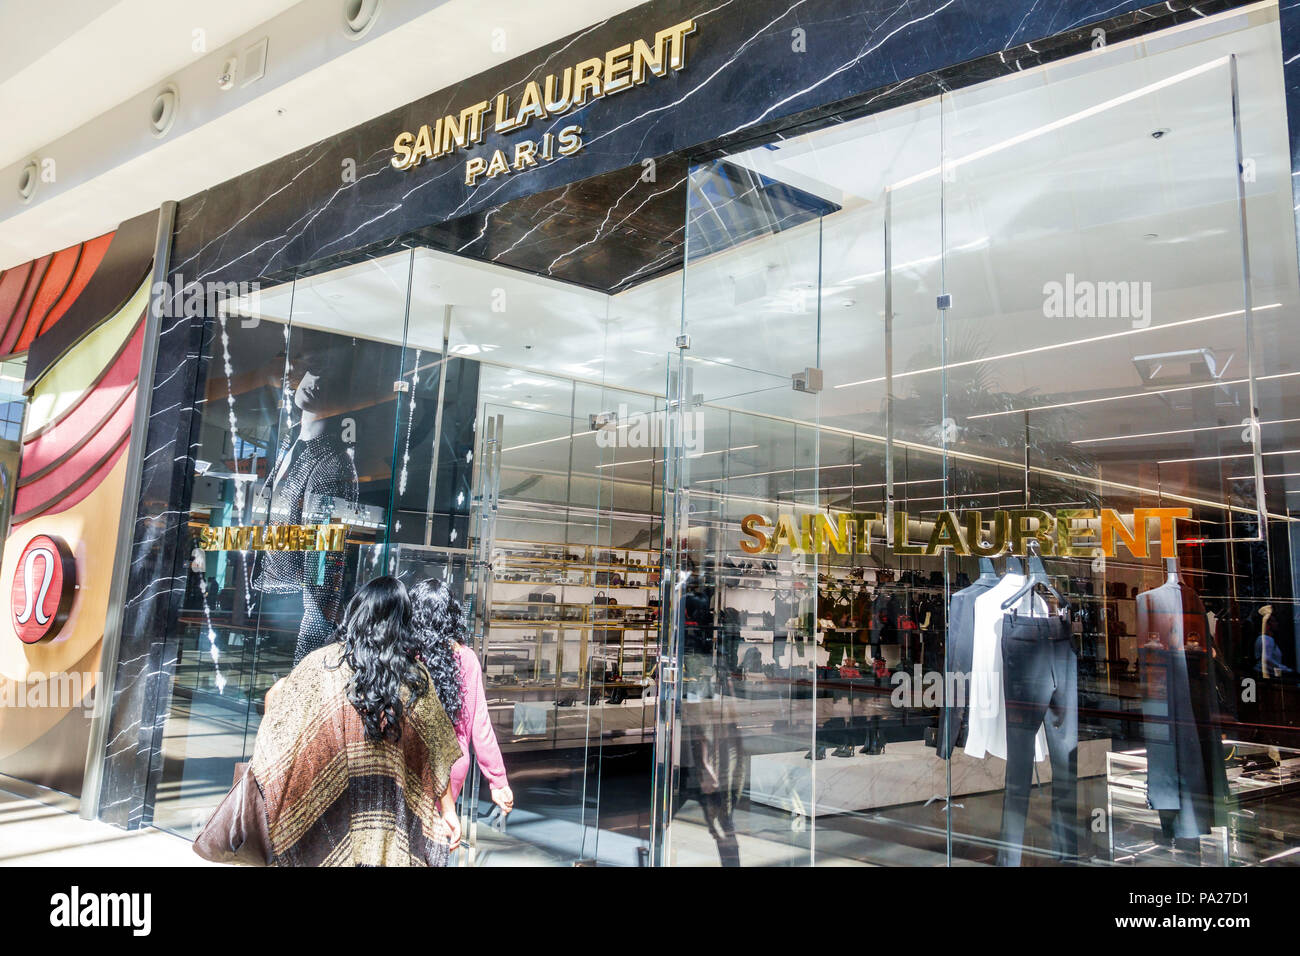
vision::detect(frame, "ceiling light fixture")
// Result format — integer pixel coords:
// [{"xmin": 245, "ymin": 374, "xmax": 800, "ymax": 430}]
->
[
  {"xmin": 150, "ymin": 85, "xmax": 180, "ymax": 138},
  {"xmin": 17, "ymin": 161, "xmax": 38, "ymax": 203},
  {"xmin": 342, "ymin": 0, "xmax": 382, "ymax": 40}
]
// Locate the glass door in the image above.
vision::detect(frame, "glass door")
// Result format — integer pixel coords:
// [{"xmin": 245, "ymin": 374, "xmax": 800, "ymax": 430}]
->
[
  {"xmin": 655, "ymin": 99, "xmax": 951, "ymax": 867},
  {"xmin": 654, "ymin": 160, "xmax": 831, "ymax": 867}
]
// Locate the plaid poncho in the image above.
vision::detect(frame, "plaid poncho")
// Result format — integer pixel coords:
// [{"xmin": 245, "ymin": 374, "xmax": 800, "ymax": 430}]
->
[{"xmin": 249, "ymin": 643, "xmax": 462, "ymax": 866}]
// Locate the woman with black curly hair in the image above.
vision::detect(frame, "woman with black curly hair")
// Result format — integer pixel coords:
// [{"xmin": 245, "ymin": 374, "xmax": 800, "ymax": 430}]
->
[
  {"xmin": 248, "ymin": 576, "xmax": 464, "ymax": 866},
  {"xmin": 410, "ymin": 579, "xmax": 513, "ymax": 823}
]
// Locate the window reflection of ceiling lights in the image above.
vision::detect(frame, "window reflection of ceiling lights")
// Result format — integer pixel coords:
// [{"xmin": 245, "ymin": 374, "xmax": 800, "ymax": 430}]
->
[
  {"xmin": 504, "ymin": 408, "xmax": 688, "ymax": 453},
  {"xmin": 838, "ymin": 303, "xmax": 1281, "ymax": 392},
  {"xmin": 775, "ymin": 476, "xmax": 947, "ymax": 495},
  {"xmin": 1132, "ymin": 348, "xmax": 1231, "ymax": 386},
  {"xmin": 1158, "ymin": 449, "xmax": 1300, "ymax": 466},
  {"xmin": 1073, "ymin": 417, "xmax": 1300, "ymax": 446},
  {"xmin": 838, "ymin": 236, "xmax": 990, "ymax": 286},
  {"xmin": 887, "ymin": 56, "xmax": 1231, "ymax": 192},
  {"xmin": 697, "ymin": 462, "xmax": 862, "ymax": 484},
  {"xmin": 594, "ymin": 444, "xmax": 759, "ymax": 468},
  {"xmin": 969, "ymin": 367, "xmax": 1300, "ymax": 421},
  {"xmin": 870, "ymin": 489, "xmax": 1028, "ymax": 506}
]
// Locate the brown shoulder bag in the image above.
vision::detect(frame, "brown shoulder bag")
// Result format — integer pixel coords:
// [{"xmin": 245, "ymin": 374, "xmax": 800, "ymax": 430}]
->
[{"xmin": 193, "ymin": 762, "xmax": 273, "ymax": 866}]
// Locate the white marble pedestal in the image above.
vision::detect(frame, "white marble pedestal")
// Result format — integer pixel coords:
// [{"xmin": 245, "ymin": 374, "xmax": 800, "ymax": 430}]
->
[{"xmin": 750, "ymin": 738, "xmax": 1112, "ymax": 816}]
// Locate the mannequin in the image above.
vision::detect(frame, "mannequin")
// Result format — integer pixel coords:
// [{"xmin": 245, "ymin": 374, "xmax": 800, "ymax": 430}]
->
[
  {"xmin": 1135, "ymin": 557, "xmax": 1226, "ymax": 845},
  {"xmin": 1256, "ymin": 604, "xmax": 1292, "ymax": 677},
  {"xmin": 255, "ymin": 352, "xmax": 360, "ymax": 664}
]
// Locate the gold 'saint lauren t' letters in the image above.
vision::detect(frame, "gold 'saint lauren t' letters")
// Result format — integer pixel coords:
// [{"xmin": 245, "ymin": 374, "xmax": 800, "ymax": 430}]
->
[{"xmin": 738, "ymin": 507, "xmax": 1190, "ymax": 559}]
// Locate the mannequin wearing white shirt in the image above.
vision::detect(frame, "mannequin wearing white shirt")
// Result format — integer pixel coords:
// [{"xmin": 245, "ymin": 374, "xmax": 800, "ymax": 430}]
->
[{"xmin": 964, "ymin": 555, "xmax": 1048, "ymax": 763}]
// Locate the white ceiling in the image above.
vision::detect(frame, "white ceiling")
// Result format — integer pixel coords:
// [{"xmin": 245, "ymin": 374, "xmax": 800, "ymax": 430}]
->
[
  {"xmin": 0, "ymin": 0, "xmax": 303, "ymax": 169},
  {"xmin": 0, "ymin": 0, "xmax": 647, "ymax": 269}
]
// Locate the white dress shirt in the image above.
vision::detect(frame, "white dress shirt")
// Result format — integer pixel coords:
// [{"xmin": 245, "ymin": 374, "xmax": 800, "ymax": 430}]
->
[{"xmin": 964, "ymin": 573, "xmax": 1048, "ymax": 762}]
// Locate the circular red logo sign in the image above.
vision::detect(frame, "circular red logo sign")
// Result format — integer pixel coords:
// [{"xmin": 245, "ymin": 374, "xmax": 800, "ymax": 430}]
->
[{"xmin": 10, "ymin": 534, "xmax": 76, "ymax": 644}]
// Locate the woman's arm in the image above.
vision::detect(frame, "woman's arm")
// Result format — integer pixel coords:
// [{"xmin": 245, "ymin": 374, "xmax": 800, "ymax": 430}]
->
[
  {"xmin": 459, "ymin": 646, "xmax": 512, "ymax": 809},
  {"xmin": 438, "ymin": 788, "xmax": 461, "ymax": 846}
]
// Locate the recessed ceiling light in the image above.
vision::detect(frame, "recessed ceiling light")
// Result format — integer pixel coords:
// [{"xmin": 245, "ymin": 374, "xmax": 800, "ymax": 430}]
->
[
  {"xmin": 342, "ymin": 0, "xmax": 382, "ymax": 40},
  {"xmin": 1143, "ymin": 233, "xmax": 1159, "ymax": 241},
  {"xmin": 1151, "ymin": 128, "xmax": 1171, "ymax": 140},
  {"xmin": 17, "ymin": 161, "xmax": 38, "ymax": 203},
  {"xmin": 150, "ymin": 85, "xmax": 179, "ymax": 138}
]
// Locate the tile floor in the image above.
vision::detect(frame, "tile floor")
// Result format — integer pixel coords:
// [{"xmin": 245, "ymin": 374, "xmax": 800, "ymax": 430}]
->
[{"xmin": 0, "ymin": 783, "xmax": 216, "ymax": 867}]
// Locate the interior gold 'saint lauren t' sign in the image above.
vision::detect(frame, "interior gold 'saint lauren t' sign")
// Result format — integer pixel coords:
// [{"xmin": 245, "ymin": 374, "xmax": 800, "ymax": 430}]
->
[
  {"xmin": 739, "ymin": 508, "xmax": 1193, "ymax": 559},
  {"xmin": 390, "ymin": 18, "xmax": 697, "ymax": 186},
  {"xmin": 198, "ymin": 523, "xmax": 348, "ymax": 552}
]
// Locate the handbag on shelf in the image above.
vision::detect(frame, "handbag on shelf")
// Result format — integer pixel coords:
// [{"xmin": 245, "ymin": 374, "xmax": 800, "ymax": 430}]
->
[
  {"xmin": 527, "ymin": 591, "xmax": 557, "ymax": 619},
  {"xmin": 593, "ymin": 591, "xmax": 621, "ymax": 621},
  {"xmin": 193, "ymin": 762, "xmax": 272, "ymax": 866}
]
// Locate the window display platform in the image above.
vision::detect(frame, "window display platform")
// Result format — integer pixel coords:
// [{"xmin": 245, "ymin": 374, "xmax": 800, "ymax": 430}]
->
[
  {"xmin": 1107, "ymin": 741, "xmax": 1300, "ymax": 866},
  {"xmin": 750, "ymin": 737, "xmax": 1113, "ymax": 817}
]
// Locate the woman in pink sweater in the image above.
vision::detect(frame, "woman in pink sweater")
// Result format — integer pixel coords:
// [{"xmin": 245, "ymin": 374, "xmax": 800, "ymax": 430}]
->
[{"xmin": 410, "ymin": 579, "xmax": 513, "ymax": 821}]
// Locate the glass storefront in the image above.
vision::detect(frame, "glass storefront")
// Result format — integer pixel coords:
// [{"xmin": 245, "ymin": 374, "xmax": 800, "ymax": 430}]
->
[{"xmin": 151, "ymin": 2, "xmax": 1300, "ymax": 866}]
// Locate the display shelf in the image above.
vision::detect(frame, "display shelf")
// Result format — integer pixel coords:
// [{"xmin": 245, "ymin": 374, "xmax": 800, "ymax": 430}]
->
[{"xmin": 485, "ymin": 539, "xmax": 663, "ymax": 690}]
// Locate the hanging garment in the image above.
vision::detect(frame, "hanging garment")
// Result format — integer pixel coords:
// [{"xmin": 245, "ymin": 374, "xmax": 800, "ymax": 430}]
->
[
  {"xmin": 997, "ymin": 611, "xmax": 1079, "ymax": 866},
  {"xmin": 937, "ymin": 575, "xmax": 998, "ymax": 758},
  {"xmin": 964, "ymin": 573, "xmax": 1047, "ymax": 762}
]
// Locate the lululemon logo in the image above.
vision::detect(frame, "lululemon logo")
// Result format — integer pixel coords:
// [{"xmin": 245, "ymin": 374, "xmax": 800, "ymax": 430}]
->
[{"xmin": 10, "ymin": 534, "xmax": 75, "ymax": 644}]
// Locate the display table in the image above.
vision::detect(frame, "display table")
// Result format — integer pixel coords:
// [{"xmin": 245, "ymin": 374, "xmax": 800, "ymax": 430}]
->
[{"xmin": 750, "ymin": 737, "xmax": 1113, "ymax": 816}]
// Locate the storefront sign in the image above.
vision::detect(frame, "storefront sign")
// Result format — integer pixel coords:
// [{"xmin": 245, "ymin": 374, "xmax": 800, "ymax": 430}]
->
[
  {"xmin": 390, "ymin": 18, "xmax": 697, "ymax": 186},
  {"xmin": 10, "ymin": 533, "xmax": 77, "ymax": 645},
  {"xmin": 197, "ymin": 523, "xmax": 348, "ymax": 552},
  {"xmin": 738, "ymin": 508, "xmax": 1192, "ymax": 559}
]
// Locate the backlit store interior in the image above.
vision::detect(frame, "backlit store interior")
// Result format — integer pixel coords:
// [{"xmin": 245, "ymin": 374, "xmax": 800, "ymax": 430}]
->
[{"xmin": 152, "ymin": 4, "xmax": 1300, "ymax": 865}]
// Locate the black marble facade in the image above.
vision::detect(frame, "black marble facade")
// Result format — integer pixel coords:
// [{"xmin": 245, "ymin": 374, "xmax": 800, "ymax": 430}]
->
[{"xmin": 97, "ymin": 0, "xmax": 1279, "ymax": 826}]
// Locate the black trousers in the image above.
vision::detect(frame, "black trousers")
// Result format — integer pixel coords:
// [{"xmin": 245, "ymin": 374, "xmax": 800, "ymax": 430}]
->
[{"xmin": 998, "ymin": 613, "xmax": 1079, "ymax": 866}]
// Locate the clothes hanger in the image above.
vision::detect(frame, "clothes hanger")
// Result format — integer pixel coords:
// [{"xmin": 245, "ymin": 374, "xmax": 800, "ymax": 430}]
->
[
  {"xmin": 1003, "ymin": 553, "xmax": 1024, "ymax": 575},
  {"xmin": 1001, "ymin": 539, "xmax": 1068, "ymax": 612}
]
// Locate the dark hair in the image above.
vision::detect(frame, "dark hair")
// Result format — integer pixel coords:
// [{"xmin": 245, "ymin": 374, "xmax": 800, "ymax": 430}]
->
[
  {"xmin": 334, "ymin": 576, "xmax": 427, "ymax": 743},
  {"xmin": 409, "ymin": 579, "xmax": 466, "ymax": 727}
]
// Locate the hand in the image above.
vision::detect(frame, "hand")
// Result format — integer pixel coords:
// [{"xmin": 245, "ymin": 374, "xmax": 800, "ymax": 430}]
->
[
  {"xmin": 490, "ymin": 786, "xmax": 514, "ymax": 814},
  {"xmin": 441, "ymin": 807, "xmax": 461, "ymax": 846}
]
